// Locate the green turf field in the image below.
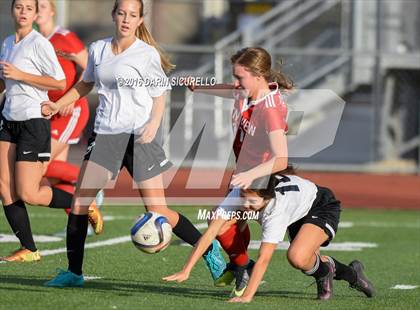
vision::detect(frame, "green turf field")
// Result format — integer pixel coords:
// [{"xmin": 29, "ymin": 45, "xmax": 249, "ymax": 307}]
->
[{"xmin": 0, "ymin": 206, "xmax": 419, "ymax": 310}]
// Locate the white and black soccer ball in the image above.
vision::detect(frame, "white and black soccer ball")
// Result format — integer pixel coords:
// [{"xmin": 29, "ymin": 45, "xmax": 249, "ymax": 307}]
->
[{"xmin": 130, "ymin": 212, "xmax": 172, "ymax": 254}]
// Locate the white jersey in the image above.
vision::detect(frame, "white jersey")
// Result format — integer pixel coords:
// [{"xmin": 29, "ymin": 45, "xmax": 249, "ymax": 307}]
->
[
  {"xmin": 0, "ymin": 30, "xmax": 65, "ymax": 121},
  {"xmin": 83, "ymin": 37, "xmax": 171, "ymax": 134},
  {"xmin": 218, "ymin": 175, "xmax": 318, "ymax": 244}
]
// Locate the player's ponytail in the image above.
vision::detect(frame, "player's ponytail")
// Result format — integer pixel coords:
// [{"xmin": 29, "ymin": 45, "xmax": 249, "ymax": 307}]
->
[
  {"xmin": 248, "ymin": 165, "xmax": 297, "ymax": 200},
  {"xmin": 112, "ymin": 0, "xmax": 175, "ymax": 74},
  {"xmin": 136, "ymin": 23, "xmax": 175, "ymax": 74},
  {"xmin": 231, "ymin": 47, "xmax": 293, "ymax": 90}
]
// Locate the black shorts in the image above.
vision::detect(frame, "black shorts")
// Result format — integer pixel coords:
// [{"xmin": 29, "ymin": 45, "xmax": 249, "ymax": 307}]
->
[
  {"xmin": 0, "ymin": 116, "xmax": 51, "ymax": 162},
  {"xmin": 287, "ymin": 186, "xmax": 341, "ymax": 247},
  {"xmin": 84, "ymin": 132, "xmax": 172, "ymax": 182}
]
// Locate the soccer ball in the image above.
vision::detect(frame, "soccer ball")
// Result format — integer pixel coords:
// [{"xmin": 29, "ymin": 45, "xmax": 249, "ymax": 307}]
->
[{"xmin": 130, "ymin": 212, "xmax": 172, "ymax": 254}]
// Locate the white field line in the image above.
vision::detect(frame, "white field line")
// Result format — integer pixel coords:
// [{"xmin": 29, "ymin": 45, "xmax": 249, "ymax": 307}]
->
[
  {"xmin": 391, "ymin": 285, "xmax": 418, "ymax": 290},
  {"xmin": 40, "ymin": 236, "xmax": 132, "ymax": 256}
]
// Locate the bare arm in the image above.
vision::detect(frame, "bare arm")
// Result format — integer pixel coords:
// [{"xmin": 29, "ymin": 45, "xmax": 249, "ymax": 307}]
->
[
  {"xmin": 41, "ymin": 80, "xmax": 94, "ymax": 117},
  {"xmin": 191, "ymin": 83, "xmax": 237, "ymax": 98},
  {"xmin": 231, "ymin": 129, "xmax": 288, "ymax": 188},
  {"xmin": 0, "ymin": 61, "xmax": 65, "ymax": 91},
  {"xmin": 0, "ymin": 78, "xmax": 4, "ymax": 93},
  {"xmin": 56, "ymin": 49, "xmax": 89, "ymax": 116},
  {"xmin": 163, "ymin": 217, "xmax": 226, "ymax": 282},
  {"xmin": 229, "ymin": 242, "xmax": 277, "ymax": 303}
]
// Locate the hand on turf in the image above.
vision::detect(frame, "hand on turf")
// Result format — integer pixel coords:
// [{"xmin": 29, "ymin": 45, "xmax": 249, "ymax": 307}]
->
[
  {"xmin": 230, "ymin": 171, "xmax": 256, "ymax": 189},
  {"xmin": 59, "ymin": 102, "xmax": 75, "ymax": 117},
  {"xmin": 136, "ymin": 120, "xmax": 159, "ymax": 144},
  {"xmin": 0, "ymin": 61, "xmax": 24, "ymax": 81},
  {"xmin": 41, "ymin": 101, "xmax": 59, "ymax": 119},
  {"xmin": 162, "ymin": 270, "xmax": 190, "ymax": 283},
  {"xmin": 228, "ymin": 296, "xmax": 252, "ymax": 303}
]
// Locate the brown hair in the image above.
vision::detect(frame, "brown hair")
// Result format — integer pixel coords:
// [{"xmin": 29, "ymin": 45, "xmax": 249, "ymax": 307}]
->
[
  {"xmin": 11, "ymin": 0, "xmax": 39, "ymax": 12},
  {"xmin": 112, "ymin": 0, "xmax": 175, "ymax": 73},
  {"xmin": 231, "ymin": 47, "xmax": 293, "ymax": 90},
  {"xmin": 247, "ymin": 165, "xmax": 297, "ymax": 200}
]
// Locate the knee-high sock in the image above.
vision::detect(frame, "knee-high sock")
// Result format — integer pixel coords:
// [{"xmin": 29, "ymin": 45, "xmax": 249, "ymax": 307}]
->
[
  {"xmin": 67, "ymin": 213, "xmax": 88, "ymax": 275},
  {"xmin": 217, "ymin": 223, "xmax": 249, "ymax": 266},
  {"xmin": 53, "ymin": 183, "xmax": 75, "ymax": 215},
  {"xmin": 327, "ymin": 256, "xmax": 357, "ymax": 284},
  {"xmin": 3, "ymin": 200, "xmax": 37, "ymax": 252},
  {"xmin": 172, "ymin": 213, "xmax": 213, "ymax": 256}
]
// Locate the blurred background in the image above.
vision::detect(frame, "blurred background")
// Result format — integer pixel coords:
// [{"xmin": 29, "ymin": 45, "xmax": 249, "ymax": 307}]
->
[{"xmin": 1, "ymin": 0, "xmax": 419, "ymax": 176}]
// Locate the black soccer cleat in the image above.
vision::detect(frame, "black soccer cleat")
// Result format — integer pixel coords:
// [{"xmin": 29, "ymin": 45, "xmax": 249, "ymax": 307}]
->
[
  {"xmin": 349, "ymin": 260, "xmax": 375, "ymax": 297},
  {"xmin": 231, "ymin": 260, "xmax": 255, "ymax": 297},
  {"xmin": 315, "ymin": 261, "xmax": 335, "ymax": 300}
]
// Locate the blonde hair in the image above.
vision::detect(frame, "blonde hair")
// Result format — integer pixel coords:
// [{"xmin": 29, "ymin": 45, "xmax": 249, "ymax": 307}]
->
[
  {"xmin": 231, "ymin": 47, "xmax": 293, "ymax": 90},
  {"xmin": 112, "ymin": 0, "xmax": 175, "ymax": 73},
  {"xmin": 47, "ymin": 0, "xmax": 57, "ymax": 14}
]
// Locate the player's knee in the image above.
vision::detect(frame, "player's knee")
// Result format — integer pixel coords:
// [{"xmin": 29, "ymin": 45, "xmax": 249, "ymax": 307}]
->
[
  {"xmin": 287, "ymin": 248, "xmax": 312, "ymax": 270},
  {"xmin": 17, "ymin": 188, "xmax": 39, "ymax": 205}
]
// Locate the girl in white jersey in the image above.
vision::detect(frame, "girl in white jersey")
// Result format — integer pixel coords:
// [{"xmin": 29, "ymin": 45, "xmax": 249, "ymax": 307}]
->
[
  {"xmin": 43, "ymin": 0, "xmax": 225, "ymax": 287},
  {"xmin": 0, "ymin": 0, "xmax": 95, "ymax": 262},
  {"xmin": 164, "ymin": 171, "xmax": 375, "ymax": 302}
]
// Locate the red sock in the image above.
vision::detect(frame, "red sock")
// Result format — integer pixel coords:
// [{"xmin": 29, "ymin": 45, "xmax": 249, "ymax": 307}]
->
[
  {"xmin": 44, "ymin": 160, "xmax": 79, "ymax": 184},
  {"xmin": 217, "ymin": 223, "xmax": 249, "ymax": 266},
  {"xmin": 53, "ymin": 183, "xmax": 75, "ymax": 215},
  {"xmin": 241, "ymin": 224, "xmax": 250, "ymax": 249}
]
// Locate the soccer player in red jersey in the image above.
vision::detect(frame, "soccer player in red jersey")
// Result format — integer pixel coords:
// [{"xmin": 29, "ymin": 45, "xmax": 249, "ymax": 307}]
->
[
  {"xmin": 183, "ymin": 47, "xmax": 292, "ymax": 295},
  {"xmin": 36, "ymin": 0, "xmax": 103, "ymax": 234}
]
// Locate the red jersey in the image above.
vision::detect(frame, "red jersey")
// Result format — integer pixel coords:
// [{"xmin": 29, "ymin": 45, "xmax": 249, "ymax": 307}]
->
[
  {"xmin": 232, "ymin": 85, "xmax": 288, "ymax": 172},
  {"xmin": 47, "ymin": 27, "xmax": 85, "ymax": 103}
]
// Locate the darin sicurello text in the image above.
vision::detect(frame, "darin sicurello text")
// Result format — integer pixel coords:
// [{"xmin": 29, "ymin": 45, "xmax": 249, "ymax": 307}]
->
[{"xmin": 117, "ymin": 76, "xmax": 217, "ymax": 88}]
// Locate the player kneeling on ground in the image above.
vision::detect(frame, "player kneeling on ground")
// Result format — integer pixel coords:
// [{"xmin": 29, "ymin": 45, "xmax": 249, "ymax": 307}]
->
[{"xmin": 164, "ymin": 172, "xmax": 375, "ymax": 303}]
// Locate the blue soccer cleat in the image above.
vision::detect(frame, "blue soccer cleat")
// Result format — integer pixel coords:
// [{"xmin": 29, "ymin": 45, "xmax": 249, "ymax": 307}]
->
[
  {"xmin": 203, "ymin": 240, "xmax": 226, "ymax": 283},
  {"xmin": 44, "ymin": 269, "xmax": 84, "ymax": 288}
]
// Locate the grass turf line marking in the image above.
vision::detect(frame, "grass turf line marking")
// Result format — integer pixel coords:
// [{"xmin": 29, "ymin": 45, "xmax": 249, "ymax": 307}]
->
[
  {"xmin": 40, "ymin": 236, "xmax": 131, "ymax": 256},
  {"xmin": 391, "ymin": 285, "xmax": 418, "ymax": 290},
  {"xmin": 0, "ymin": 234, "xmax": 62, "ymax": 243},
  {"xmin": 85, "ymin": 276, "xmax": 103, "ymax": 281}
]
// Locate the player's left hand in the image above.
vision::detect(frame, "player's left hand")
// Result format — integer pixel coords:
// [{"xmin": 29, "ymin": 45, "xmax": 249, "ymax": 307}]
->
[
  {"xmin": 228, "ymin": 296, "xmax": 252, "ymax": 303},
  {"xmin": 162, "ymin": 270, "xmax": 190, "ymax": 283},
  {"xmin": 0, "ymin": 61, "xmax": 24, "ymax": 81},
  {"xmin": 231, "ymin": 171, "xmax": 255, "ymax": 189},
  {"xmin": 136, "ymin": 121, "xmax": 159, "ymax": 144}
]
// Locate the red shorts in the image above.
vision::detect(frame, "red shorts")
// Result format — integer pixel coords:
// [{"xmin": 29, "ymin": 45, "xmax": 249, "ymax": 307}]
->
[{"xmin": 50, "ymin": 98, "xmax": 90, "ymax": 145}]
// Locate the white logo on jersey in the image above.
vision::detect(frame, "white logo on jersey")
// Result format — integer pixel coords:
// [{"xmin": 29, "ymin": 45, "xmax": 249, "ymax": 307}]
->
[
  {"xmin": 147, "ymin": 164, "xmax": 155, "ymax": 171},
  {"xmin": 23, "ymin": 151, "xmax": 32, "ymax": 155}
]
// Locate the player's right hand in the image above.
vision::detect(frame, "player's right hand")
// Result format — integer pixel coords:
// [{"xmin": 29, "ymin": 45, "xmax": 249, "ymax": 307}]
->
[
  {"xmin": 41, "ymin": 101, "xmax": 59, "ymax": 119},
  {"xmin": 162, "ymin": 270, "xmax": 190, "ymax": 283}
]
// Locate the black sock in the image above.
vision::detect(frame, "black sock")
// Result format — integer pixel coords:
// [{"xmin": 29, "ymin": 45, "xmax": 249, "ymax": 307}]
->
[
  {"xmin": 66, "ymin": 213, "xmax": 88, "ymax": 275},
  {"xmin": 3, "ymin": 200, "xmax": 37, "ymax": 252},
  {"xmin": 304, "ymin": 255, "xmax": 330, "ymax": 279},
  {"xmin": 49, "ymin": 187, "xmax": 73, "ymax": 209},
  {"xmin": 330, "ymin": 257, "xmax": 357, "ymax": 284},
  {"xmin": 172, "ymin": 213, "xmax": 213, "ymax": 256}
]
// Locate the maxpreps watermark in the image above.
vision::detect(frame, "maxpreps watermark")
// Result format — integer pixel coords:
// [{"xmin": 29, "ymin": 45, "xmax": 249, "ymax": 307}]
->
[
  {"xmin": 197, "ymin": 208, "xmax": 259, "ymax": 221},
  {"xmin": 117, "ymin": 76, "xmax": 217, "ymax": 88}
]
